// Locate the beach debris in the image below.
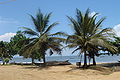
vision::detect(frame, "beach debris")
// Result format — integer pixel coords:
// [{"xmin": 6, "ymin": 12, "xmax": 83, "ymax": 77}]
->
[{"xmin": 46, "ymin": 60, "xmax": 71, "ymax": 66}]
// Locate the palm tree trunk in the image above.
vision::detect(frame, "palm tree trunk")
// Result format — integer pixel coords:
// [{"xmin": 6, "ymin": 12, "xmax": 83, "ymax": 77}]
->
[
  {"xmin": 31, "ymin": 57, "xmax": 34, "ymax": 65},
  {"xmin": 88, "ymin": 57, "xmax": 91, "ymax": 65},
  {"xmin": 83, "ymin": 51, "xmax": 87, "ymax": 68},
  {"xmin": 2, "ymin": 60, "xmax": 5, "ymax": 65},
  {"xmin": 2, "ymin": 58, "xmax": 5, "ymax": 65},
  {"xmin": 43, "ymin": 54, "xmax": 46, "ymax": 66},
  {"xmin": 93, "ymin": 55, "xmax": 96, "ymax": 65},
  {"xmin": 31, "ymin": 53, "xmax": 35, "ymax": 65}
]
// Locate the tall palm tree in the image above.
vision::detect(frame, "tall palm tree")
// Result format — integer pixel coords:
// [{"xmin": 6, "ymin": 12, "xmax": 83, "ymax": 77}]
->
[
  {"xmin": 66, "ymin": 9, "xmax": 117, "ymax": 68},
  {"xmin": 21, "ymin": 10, "xmax": 66, "ymax": 66}
]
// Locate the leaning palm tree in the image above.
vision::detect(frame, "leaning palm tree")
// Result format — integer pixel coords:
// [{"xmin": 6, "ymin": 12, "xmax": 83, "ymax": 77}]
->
[
  {"xmin": 20, "ymin": 9, "xmax": 66, "ymax": 66},
  {"xmin": 103, "ymin": 36, "xmax": 120, "ymax": 56},
  {"xmin": 66, "ymin": 9, "xmax": 117, "ymax": 68}
]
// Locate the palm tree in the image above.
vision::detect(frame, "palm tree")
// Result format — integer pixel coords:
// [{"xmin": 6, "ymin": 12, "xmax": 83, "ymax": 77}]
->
[
  {"xmin": 21, "ymin": 9, "xmax": 66, "ymax": 66},
  {"xmin": 66, "ymin": 9, "xmax": 117, "ymax": 68}
]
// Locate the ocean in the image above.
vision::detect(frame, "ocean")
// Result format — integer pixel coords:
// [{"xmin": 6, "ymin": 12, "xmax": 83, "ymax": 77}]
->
[{"xmin": 3, "ymin": 55, "xmax": 120, "ymax": 64}]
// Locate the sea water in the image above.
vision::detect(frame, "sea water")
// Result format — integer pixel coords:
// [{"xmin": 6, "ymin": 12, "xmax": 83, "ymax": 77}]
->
[{"xmin": 3, "ymin": 55, "xmax": 120, "ymax": 64}]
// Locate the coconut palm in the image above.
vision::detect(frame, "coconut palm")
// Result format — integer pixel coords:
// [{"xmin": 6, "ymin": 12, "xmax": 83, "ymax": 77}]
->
[
  {"xmin": 21, "ymin": 9, "xmax": 66, "ymax": 66},
  {"xmin": 66, "ymin": 9, "xmax": 117, "ymax": 68}
]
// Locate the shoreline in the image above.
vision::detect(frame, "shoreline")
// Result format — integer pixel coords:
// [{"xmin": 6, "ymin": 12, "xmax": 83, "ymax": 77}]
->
[{"xmin": 4, "ymin": 55, "xmax": 120, "ymax": 64}]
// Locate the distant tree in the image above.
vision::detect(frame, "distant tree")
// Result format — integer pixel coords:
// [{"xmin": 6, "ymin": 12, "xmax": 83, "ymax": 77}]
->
[
  {"xmin": 10, "ymin": 31, "xmax": 37, "ymax": 64},
  {"xmin": 4, "ymin": 58, "xmax": 10, "ymax": 64},
  {"xmin": 9, "ymin": 31, "xmax": 27, "ymax": 55},
  {"xmin": 0, "ymin": 41, "xmax": 12, "ymax": 65}
]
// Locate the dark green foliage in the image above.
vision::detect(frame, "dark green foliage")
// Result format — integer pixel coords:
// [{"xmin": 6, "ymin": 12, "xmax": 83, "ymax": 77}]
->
[
  {"xmin": 4, "ymin": 58, "xmax": 9, "ymax": 64},
  {"xmin": 9, "ymin": 31, "xmax": 27, "ymax": 55},
  {"xmin": 0, "ymin": 41, "xmax": 12, "ymax": 64}
]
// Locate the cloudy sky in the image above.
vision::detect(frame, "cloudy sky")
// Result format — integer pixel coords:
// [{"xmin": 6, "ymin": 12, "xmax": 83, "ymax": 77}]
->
[{"xmin": 0, "ymin": 0, "xmax": 120, "ymax": 55}]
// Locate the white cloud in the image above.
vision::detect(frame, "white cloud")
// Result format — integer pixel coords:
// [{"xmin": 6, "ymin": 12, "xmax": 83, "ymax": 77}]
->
[
  {"xmin": 89, "ymin": 12, "xmax": 96, "ymax": 17},
  {"xmin": 89, "ymin": 11, "xmax": 100, "ymax": 17},
  {"xmin": 0, "ymin": 16, "xmax": 19, "ymax": 42},
  {"xmin": 113, "ymin": 24, "xmax": 120, "ymax": 37},
  {"xmin": 0, "ymin": 33, "xmax": 16, "ymax": 42},
  {"xmin": 0, "ymin": 16, "xmax": 19, "ymax": 24}
]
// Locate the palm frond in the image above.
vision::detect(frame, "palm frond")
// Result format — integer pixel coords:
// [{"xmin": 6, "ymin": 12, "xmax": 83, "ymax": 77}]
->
[
  {"xmin": 95, "ymin": 17, "xmax": 106, "ymax": 29},
  {"xmin": 42, "ymin": 12, "xmax": 52, "ymax": 32},
  {"xmin": 66, "ymin": 44, "xmax": 78, "ymax": 48},
  {"xmin": 43, "ymin": 22, "xmax": 59, "ymax": 34},
  {"xmin": 29, "ymin": 15, "xmax": 40, "ymax": 32},
  {"xmin": 21, "ymin": 27, "xmax": 39, "ymax": 37},
  {"xmin": 50, "ymin": 32, "xmax": 68, "ymax": 37},
  {"xmin": 49, "ymin": 37, "xmax": 66, "ymax": 43},
  {"xmin": 72, "ymin": 47, "xmax": 80, "ymax": 54}
]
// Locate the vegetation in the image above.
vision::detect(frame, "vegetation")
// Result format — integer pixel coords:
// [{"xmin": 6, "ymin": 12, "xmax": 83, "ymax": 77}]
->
[
  {"xmin": 3, "ymin": 58, "xmax": 10, "ymax": 64},
  {"xmin": 66, "ymin": 9, "xmax": 117, "ymax": 68},
  {"xmin": 19, "ymin": 9, "xmax": 66, "ymax": 66},
  {"xmin": 9, "ymin": 31, "xmax": 27, "ymax": 55},
  {"xmin": 0, "ymin": 41, "xmax": 12, "ymax": 65},
  {"xmin": 105, "ymin": 36, "xmax": 120, "ymax": 55},
  {"xmin": 0, "ymin": 8, "xmax": 119, "ymax": 68}
]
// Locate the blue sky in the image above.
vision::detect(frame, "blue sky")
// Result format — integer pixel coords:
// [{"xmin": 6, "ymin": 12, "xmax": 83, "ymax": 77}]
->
[
  {"xmin": 0, "ymin": 0, "xmax": 120, "ymax": 35},
  {"xmin": 0, "ymin": 0, "xmax": 120, "ymax": 55}
]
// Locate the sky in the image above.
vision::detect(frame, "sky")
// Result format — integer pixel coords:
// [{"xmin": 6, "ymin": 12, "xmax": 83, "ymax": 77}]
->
[{"xmin": 0, "ymin": 0, "xmax": 120, "ymax": 55}]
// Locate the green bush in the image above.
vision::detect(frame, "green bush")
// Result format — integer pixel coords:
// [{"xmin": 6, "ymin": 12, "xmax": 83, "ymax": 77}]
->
[{"xmin": 4, "ymin": 58, "xmax": 9, "ymax": 64}]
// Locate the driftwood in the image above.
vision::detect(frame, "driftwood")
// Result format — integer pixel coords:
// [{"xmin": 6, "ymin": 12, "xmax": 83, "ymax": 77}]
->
[
  {"xmin": 10, "ymin": 60, "xmax": 71, "ymax": 66},
  {"xmin": 35, "ymin": 60, "xmax": 71, "ymax": 66},
  {"xmin": 46, "ymin": 60, "xmax": 71, "ymax": 66}
]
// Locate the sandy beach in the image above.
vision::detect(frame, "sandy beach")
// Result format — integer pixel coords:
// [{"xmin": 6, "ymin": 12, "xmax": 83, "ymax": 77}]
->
[{"xmin": 0, "ymin": 64, "xmax": 120, "ymax": 80}]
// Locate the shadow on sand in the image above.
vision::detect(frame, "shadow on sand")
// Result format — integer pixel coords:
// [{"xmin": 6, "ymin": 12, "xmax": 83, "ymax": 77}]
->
[
  {"xmin": 66, "ymin": 62, "xmax": 120, "ymax": 75},
  {"xmin": 21, "ymin": 65, "xmax": 51, "ymax": 70},
  {"xmin": 18, "ymin": 62, "xmax": 120, "ymax": 75}
]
